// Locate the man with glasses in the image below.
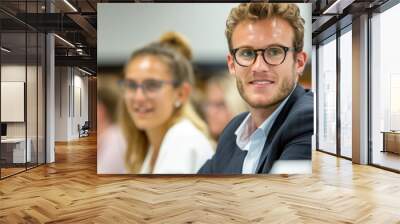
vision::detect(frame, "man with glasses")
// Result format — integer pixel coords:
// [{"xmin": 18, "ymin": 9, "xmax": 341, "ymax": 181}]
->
[{"xmin": 199, "ymin": 3, "xmax": 313, "ymax": 174}]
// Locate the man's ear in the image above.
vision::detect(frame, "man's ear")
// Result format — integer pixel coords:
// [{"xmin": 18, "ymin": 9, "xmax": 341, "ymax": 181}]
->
[
  {"xmin": 177, "ymin": 82, "xmax": 192, "ymax": 103},
  {"xmin": 295, "ymin": 51, "xmax": 308, "ymax": 75},
  {"xmin": 227, "ymin": 53, "xmax": 236, "ymax": 76}
]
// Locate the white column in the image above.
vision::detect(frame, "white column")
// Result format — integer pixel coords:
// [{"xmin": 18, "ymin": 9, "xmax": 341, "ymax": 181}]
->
[
  {"xmin": 46, "ymin": 32, "xmax": 55, "ymax": 163},
  {"xmin": 352, "ymin": 14, "xmax": 369, "ymax": 164},
  {"xmin": 45, "ymin": 0, "xmax": 55, "ymax": 163}
]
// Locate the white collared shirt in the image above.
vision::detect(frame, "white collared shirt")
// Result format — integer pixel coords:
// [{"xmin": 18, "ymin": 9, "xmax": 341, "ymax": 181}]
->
[{"xmin": 235, "ymin": 87, "xmax": 294, "ymax": 174}]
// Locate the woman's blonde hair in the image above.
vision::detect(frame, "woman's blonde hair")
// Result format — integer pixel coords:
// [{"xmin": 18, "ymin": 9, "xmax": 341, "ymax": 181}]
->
[
  {"xmin": 119, "ymin": 33, "xmax": 211, "ymax": 173},
  {"xmin": 159, "ymin": 31, "xmax": 193, "ymax": 61}
]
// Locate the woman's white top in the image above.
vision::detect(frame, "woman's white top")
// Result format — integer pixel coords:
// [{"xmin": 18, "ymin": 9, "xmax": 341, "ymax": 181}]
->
[{"xmin": 140, "ymin": 118, "xmax": 214, "ymax": 174}]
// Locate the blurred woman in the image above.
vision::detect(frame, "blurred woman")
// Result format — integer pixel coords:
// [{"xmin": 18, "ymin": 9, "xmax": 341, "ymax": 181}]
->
[
  {"xmin": 97, "ymin": 84, "xmax": 127, "ymax": 174},
  {"xmin": 204, "ymin": 73, "xmax": 248, "ymax": 141},
  {"xmin": 119, "ymin": 34, "xmax": 214, "ymax": 174}
]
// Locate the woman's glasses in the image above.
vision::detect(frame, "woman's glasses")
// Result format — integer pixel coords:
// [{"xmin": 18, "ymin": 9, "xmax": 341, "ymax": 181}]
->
[{"xmin": 119, "ymin": 79, "xmax": 179, "ymax": 98}]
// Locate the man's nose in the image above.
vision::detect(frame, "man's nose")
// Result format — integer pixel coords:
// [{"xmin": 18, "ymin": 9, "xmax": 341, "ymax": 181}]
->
[{"xmin": 251, "ymin": 52, "xmax": 271, "ymax": 73}]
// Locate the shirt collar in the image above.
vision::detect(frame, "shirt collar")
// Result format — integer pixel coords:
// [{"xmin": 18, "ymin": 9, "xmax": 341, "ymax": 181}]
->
[
  {"xmin": 235, "ymin": 84, "xmax": 297, "ymax": 150},
  {"xmin": 234, "ymin": 113, "xmax": 252, "ymax": 149}
]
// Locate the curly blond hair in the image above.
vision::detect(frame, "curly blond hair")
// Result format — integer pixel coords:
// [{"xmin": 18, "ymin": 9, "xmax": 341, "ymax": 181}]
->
[{"xmin": 225, "ymin": 3, "xmax": 305, "ymax": 52}]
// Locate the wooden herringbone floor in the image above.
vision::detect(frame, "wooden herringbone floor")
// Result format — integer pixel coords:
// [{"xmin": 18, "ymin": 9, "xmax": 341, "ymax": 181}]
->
[{"xmin": 1, "ymin": 135, "xmax": 400, "ymax": 223}]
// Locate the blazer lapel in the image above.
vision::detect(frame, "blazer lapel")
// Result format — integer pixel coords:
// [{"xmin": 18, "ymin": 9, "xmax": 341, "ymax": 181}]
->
[
  {"xmin": 255, "ymin": 85, "xmax": 306, "ymax": 173},
  {"xmin": 223, "ymin": 112, "xmax": 249, "ymax": 173}
]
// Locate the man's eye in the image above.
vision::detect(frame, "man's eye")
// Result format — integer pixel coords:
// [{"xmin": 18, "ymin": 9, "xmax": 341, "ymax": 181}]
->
[
  {"xmin": 266, "ymin": 47, "xmax": 283, "ymax": 57},
  {"xmin": 239, "ymin": 49, "xmax": 255, "ymax": 58}
]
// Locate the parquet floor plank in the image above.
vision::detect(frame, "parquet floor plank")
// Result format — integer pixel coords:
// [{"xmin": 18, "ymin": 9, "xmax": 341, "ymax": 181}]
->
[{"xmin": 1, "ymin": 135, "xmax": 400, "ymax": 223}]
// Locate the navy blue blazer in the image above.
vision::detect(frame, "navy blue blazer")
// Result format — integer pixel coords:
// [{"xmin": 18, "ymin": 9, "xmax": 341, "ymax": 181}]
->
[{"xmin": 198, "ymin": 85, "xmax": 314, "ymax": 174}]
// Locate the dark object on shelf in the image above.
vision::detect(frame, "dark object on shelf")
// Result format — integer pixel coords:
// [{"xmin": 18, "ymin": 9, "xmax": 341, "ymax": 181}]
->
[{"xmin": 79, "ymin": 121, "xmax": 90, "ymax": 138}]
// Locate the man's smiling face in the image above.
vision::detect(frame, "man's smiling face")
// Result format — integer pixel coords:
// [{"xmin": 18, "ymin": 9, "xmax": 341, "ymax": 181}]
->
[{"xmin": 227, "ymin": 17, "xmax": 306, "ymax": 109}]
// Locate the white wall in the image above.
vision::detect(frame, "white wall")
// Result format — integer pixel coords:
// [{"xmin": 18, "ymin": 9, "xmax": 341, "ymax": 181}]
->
[
  {"xmin": 1, "ymin": 82, "xmax": 25, "ymax": 122},
  {"xmin": 55, "ymin": 66, "xmax": 69, "ymax": 141},
  {"xmin": 1, "ymin": 66, "xmax": 26, "ymax": 128},
  {"xmin": 1, "ymin": 65, "xmax": 30, "ymax": 138},
  {"xmin": 1, "ymin": 65, "xmax": 26, "ymax": 81},
  {"xmin": 54, "ymin": 67, "xmax": 89, "ymax": 141},
  {"xmin": 72, "ymin": 73, "xmax": 89, "ymax": 138}
]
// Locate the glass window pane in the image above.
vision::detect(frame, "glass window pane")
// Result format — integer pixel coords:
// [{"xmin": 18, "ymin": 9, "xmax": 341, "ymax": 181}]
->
[
  {"xmin": 1, "ymin": 31, "xmax": 27, "ymax": 177},
  {"xmin": 371, "ymin": 3, "xmax": 400, "ymax": 171},
  {"xmin": 1, "ymin": 1, "xmax": 46, "ymax": 179},
  {"xmin": 27, "ymin": 31, "xmax": 38, "ymax": 169},
  {"xmin": 318, "ymin": 37, "xmax": 337, "ymax": 154},
  {"xmin": 38, "ymin": 32, "xmax": 46, "ymax": 165},
  {"xmin": 340, "ymin": 29, "xmax": 352, "ymax": 158}
]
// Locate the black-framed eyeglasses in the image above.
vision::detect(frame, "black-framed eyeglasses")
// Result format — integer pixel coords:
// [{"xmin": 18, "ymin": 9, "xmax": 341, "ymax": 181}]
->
[
  {"xmin": 230, "ymin": 45, "xmax": 296, "ymax": 67},
  {"xmin": 118, "ymin": 79, "xmax": 179, "ymax": 97}
]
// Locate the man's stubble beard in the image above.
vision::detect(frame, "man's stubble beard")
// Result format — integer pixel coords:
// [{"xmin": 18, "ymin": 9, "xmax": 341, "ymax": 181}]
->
[{"xmin": 235, "ymin": 67, "xmax": 298, "ymax": 109}]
